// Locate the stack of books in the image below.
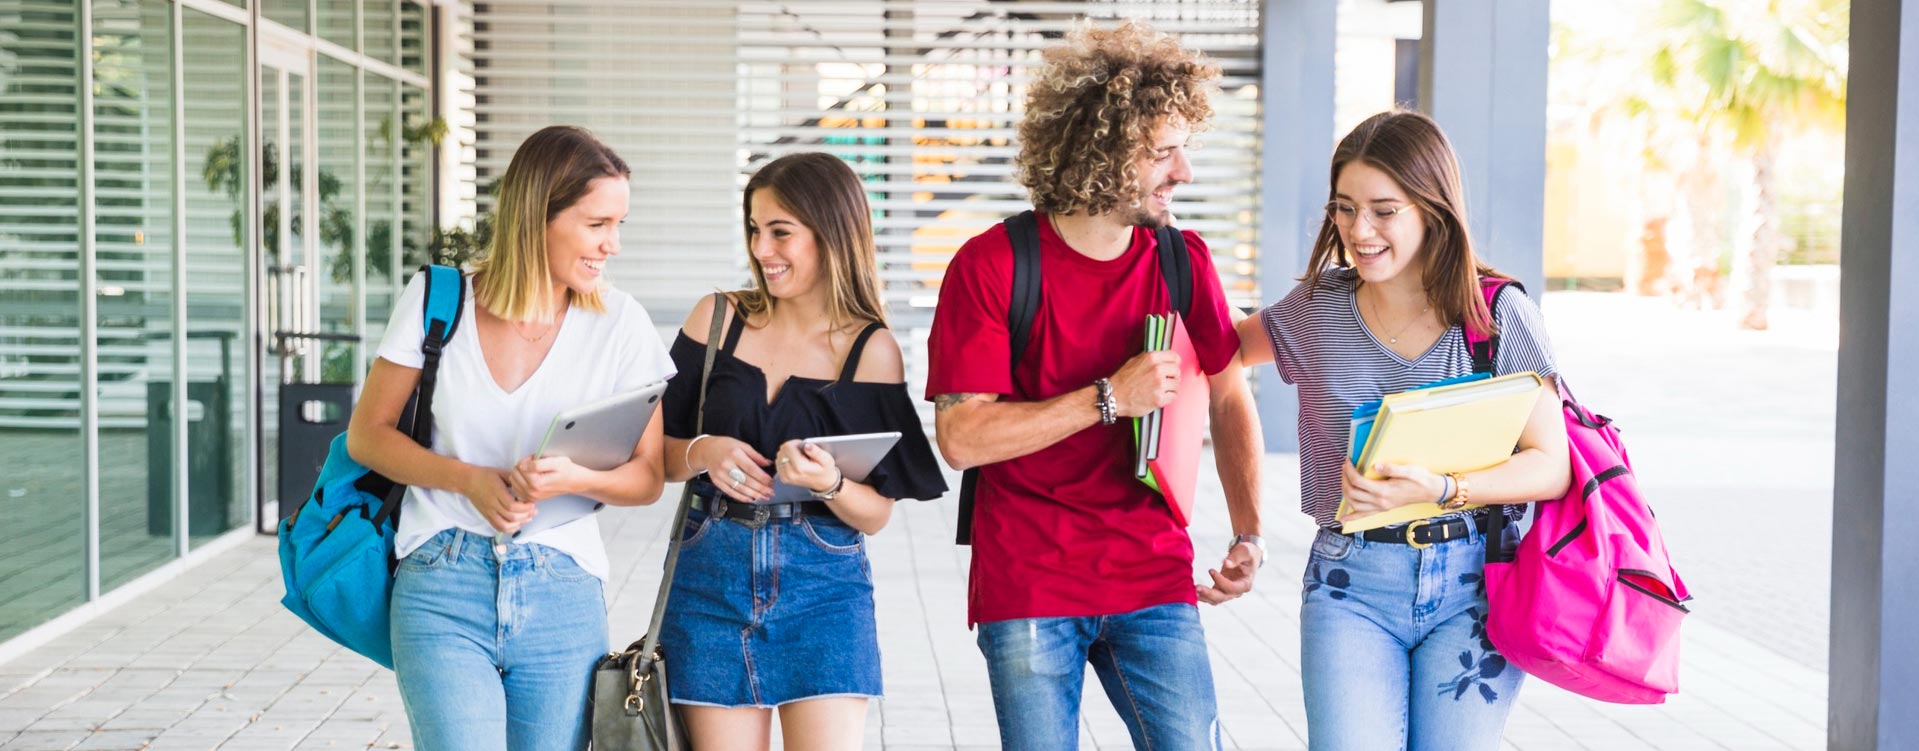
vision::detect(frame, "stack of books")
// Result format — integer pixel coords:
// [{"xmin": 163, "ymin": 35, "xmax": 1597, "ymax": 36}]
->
[
  {"xmin": 1338, "ymin": 371, "xmax": 1544, "ymax": 532},
  {"xmin": 1133, "ymin": 312, "xmax": 1208, "ymax": 527}
]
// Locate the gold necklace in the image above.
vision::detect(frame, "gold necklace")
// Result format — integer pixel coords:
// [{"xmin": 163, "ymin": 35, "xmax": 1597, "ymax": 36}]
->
[
  {"xmin": 1367, "ymin": 288, "xmax": 1431, "ymax": 345},
  {"xmin": 511, "ymin": 319, "xmax": 554, "ymax": 343}
]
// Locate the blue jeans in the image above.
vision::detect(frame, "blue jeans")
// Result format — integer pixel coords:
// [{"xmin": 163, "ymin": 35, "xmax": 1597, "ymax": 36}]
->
[
  {"xmin": 976, "ymin": 602, "xmax": 1221, "ymax": 750},
  {"xmin": 1299, "ymin": 524, "xmax": 1524, "ymax": 751},
  {"xmin": 390, "ymin": 529, "xmax": 608, "ymax": 751}
]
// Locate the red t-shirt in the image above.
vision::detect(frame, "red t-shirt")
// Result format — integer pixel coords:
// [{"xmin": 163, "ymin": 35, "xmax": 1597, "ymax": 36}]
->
[{"xmin": 924, "ymin": 213, "xmax": 1239, "ymax": 625}]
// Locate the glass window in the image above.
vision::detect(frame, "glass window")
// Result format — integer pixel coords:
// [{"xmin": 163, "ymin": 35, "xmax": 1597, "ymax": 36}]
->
[
  {"xmin": 364, "ymin": 0, "xmax": 398, "ymax": 66},
  {"xmin": 401, "ymin": 84, "xmax": 433, "ymax": 272},
  {"xmin": 91, "ymin": 0, "xmax": 179, "ymax": 591},
  {"xmin": 263, "ymin": 0, "xmax": 308, "ymax": 34},
  {"xmin": 400, "ymin": 1, "xmax": 429, "ymax": 77},
  {"xmin": 181, "ymin": 9, "xmax": 249, "ymax": 546},
  {"xmin": 364, "ymin": 77, "xmax": 398, "ymax": 346},
  {"xmin": 318, "ymin": 0, "xmax": 356, "ymax": 51},
  {"xmin": 317, "ymin": 58, "xmax": 358, "ymax": 384},
  {"xmin": 0, "ymin": 0, "xmax": 86, "ymax": 640}
]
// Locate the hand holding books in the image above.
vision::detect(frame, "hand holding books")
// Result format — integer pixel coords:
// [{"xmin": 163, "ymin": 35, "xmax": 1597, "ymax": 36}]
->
[
  {"xmin": 1132, "ymin": 313, "xmax": 1209, "ymax": 527},
  {"xmin": 1108, "ymin": 348, "xmax": 1182, "ymax": 417},
  {"xmin": 1338, "ymin": 459, "xmax": 1449, "ymax": 524}
]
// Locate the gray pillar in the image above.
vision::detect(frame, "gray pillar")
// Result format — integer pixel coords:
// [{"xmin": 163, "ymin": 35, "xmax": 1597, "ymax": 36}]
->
[
  {"xmin": 1829, "ymin": 3, "xmax": 1919, "ymax": 747},
  {"xmin": 1416, "ymin": 0, "xmax": 1548, "ymax": 296},
  {"xmin": 1255, "ymin": 0, "xmax": 1336, "ymax": 453}
]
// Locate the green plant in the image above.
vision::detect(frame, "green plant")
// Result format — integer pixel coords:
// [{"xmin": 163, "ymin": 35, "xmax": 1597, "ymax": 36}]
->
[{"xmin": 202, "ymin": 113, "xmax": 477, "ymax": 284}]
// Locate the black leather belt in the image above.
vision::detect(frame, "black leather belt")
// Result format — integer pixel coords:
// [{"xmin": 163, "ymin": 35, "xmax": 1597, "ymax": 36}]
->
[
  {"xmin": 1357, "ymin": 512, "xmax": 1493, "ymax": 550},
  {"xmin": 690, "ymin": 484, "xmax": 834, "ymax": 526}
]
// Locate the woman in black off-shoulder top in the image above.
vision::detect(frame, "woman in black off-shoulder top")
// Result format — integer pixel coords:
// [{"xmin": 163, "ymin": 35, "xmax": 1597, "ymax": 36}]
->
[{"xmin": 655, "ymin": 152, "xmax": 946, "ymax": 749}]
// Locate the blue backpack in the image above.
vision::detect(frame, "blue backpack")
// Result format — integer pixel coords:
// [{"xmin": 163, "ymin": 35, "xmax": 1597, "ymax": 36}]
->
[{"xmin": 277, "ymin": 264, "xmax": 464, "ymax": 669}]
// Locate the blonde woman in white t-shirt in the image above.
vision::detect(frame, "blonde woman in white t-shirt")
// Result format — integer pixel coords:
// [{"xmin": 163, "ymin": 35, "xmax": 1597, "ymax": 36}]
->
[{"xmin": 346, "ymin": 125, "xmax": 676, "ymax": 751}]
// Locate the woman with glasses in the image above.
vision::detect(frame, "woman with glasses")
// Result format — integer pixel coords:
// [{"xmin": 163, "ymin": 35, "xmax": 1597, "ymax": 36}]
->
[{"xmin": 1235, "ymin": 109, "xmax": 1571, "ymax": 749}]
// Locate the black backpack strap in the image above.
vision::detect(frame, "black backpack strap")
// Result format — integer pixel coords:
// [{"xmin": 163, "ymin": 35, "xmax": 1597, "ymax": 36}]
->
[
  {"xmin": 1005, "ymin": 210, "xmax": 1044, "ymax": 370},
  {"xmin": 1156, "ymin": 225, "xmax": 1193, "ymax": 318},
  {"xmin": 956, "ymin": 211, "xmax": 1045, "ymax": 545},
  {"xmin": 373, "ymin": 264, "xmax": 466, "ymax": 529}
]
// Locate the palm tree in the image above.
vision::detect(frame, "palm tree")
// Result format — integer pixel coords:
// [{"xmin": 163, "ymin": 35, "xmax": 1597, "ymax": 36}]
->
[{"xmin": 1650, "ymin": 0, "xmax": 1846, "ymax": 329}]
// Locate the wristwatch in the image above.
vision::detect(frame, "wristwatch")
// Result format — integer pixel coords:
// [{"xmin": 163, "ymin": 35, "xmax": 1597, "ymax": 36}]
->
[
  {"xmin": 1440, "ymin": 471, "xmax": 1472, "ymax": 511},
  {"xmin": 1229, "ymin": 534, "xmax": 1267, "ymax": 568},
  {"xmin": 810, "ymin": 470, "xmax": 846, "ymax": 502}
]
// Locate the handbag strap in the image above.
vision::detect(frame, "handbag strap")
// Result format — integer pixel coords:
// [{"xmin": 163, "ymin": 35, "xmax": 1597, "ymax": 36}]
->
[{"xmin": 638, "ymin": 292, "xmax": 728, "ymax": 662}]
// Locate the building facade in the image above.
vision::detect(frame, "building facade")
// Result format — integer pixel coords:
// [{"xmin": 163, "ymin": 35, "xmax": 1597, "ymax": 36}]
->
[
  {"xmin": 0, "ymin": 0, "xmax": 434, "ymax": 643},
  {"xmin": 0, "ymin": 0, "xmax": 1428, "ymax": 653}
]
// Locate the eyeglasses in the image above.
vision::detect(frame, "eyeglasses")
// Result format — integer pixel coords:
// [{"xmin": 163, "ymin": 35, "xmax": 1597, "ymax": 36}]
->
[{"xmin": 1325, "ymin": 200, "xmax": 1414, "ymax": 232}]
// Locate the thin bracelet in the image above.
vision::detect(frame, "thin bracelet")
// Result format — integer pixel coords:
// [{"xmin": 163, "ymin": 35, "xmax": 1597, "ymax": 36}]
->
[
  {"xmin": 684, "ymin": 434, "xmax": 713, "ymax": 474},
  {"xmin": 1434, "ymin": 474, "xmax": 1451, "ymax": 507}
]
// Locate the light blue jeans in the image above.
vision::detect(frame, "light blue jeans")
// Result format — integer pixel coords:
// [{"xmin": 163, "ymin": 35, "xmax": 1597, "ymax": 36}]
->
[
  {"xmin": 1299, "ymin": 524, "xmax": 1524, "ymax": 751},
  {"xmin": 390, "ymin": 529, "xmax": 607, "ymax": 751},
  {"xmin": 976, "ymin": 602, "xmax": 1222, "ymax": 750}
]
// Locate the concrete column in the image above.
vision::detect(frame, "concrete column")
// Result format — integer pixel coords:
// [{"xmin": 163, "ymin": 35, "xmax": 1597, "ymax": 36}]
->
[
  {"xmin": 1829, "ymin": 2, "xmax": 1919, "ymax": 747},
  {"xmin": 1255, "ymin": 0, "xmax": 1336, "ymax": 453},
  {"xmin": 1416, "ymin": 0, "xmax": 1549, "ymax": 295}
]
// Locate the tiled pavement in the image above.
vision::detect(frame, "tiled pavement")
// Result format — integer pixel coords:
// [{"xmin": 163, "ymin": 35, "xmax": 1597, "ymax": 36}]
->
[
  {"xmin": 0, "ymin": 292, "xmax": 1838, "ymax": 749},
  {"xmin": 0, "ymin": 455, "xmax": 1827, "ymax": 750}
]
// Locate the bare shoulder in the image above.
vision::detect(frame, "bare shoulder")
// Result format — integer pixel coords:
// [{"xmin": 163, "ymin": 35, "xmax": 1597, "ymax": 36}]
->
[
  {"xmin": 851, "ymin": 325, "xmax": 905, "ymax": 383},
  {"xmin": 681, "ymin": 291, "xmax": 735, "ymax": 345}
]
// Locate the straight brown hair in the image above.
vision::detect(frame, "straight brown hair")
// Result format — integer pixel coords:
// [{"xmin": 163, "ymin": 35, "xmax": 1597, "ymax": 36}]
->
[
  {"xmin": 734, "ymin": 153, "xmax": 886, "ymax": 330},
  {"xmin": 1303, "ymin": 110, "xmax": 1506, "ymax": 338},
  {"xmin": 471, "ymin": 125, "xmax": 629, "ymax": 322}
]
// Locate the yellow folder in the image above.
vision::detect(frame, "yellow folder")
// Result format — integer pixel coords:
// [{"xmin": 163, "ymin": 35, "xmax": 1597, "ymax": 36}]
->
[{"xmin": 1337, "ymin": 371, "xmax": 1544, "ymax": 533}]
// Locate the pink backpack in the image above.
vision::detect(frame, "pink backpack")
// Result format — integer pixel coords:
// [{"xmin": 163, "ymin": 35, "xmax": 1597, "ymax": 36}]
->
[{"xmin": 1468, "ymin": 278, "xmax": 1691, "ymax": 704}]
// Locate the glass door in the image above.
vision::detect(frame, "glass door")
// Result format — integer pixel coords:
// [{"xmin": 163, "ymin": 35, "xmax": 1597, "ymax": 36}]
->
[{"xmin": 257, "ymin": 36, "xmax": 318, "ymax": 526}]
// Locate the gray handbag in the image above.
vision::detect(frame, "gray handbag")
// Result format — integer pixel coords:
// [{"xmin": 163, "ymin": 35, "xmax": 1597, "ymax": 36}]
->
[{"xmin": 590, "ymin": 294, "xmax": 726, "ymax": 751}]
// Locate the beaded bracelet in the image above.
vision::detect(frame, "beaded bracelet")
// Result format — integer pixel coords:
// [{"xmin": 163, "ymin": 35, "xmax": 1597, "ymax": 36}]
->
[{"xmin": 1094, "ymin": 378, "xmax": 1117, "ymax": 425}]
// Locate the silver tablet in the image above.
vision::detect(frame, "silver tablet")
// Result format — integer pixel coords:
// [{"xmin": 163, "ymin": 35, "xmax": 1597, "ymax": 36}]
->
[
  {"xmin": 513, "ymin": 381, "xmax": 668, "ymax": 538},
  {"xmin": 768, "ymin": 431, "xmax": 903, "ymax": 503}
]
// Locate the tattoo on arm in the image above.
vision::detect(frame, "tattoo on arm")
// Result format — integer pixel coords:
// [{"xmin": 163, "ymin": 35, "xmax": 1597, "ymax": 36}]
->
[{"xmin": 933, "ymin": 393, "xmax": 982, "ymax": 412}]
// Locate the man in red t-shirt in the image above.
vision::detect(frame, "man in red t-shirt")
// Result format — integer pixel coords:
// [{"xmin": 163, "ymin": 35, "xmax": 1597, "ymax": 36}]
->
[{"xmin": 924, "ymin": 21, "xmax": 1265, "ymax": 750}]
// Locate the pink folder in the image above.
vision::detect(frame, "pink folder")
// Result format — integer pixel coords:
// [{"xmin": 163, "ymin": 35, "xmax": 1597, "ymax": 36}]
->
[{"xmin": 1149, "ymin": 313, "xmax": 1209, "ymax": 526}]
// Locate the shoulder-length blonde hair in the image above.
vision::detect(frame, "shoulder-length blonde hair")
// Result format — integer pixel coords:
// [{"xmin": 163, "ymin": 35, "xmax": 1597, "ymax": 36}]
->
[
  {"xmin": 1015, "ymin": 20, "xmax": 1219, "ymax": 217},
  {"xmin": 471, "ymin": 125, "xmax": 629, "ymax": 323},
  {"xmin": 1303, "ymin": 110, "xmax": 1507, "ymax": 338},
  {"xmin": 733, "ymin": 152, "xmax": 886, "ymax": 330}
]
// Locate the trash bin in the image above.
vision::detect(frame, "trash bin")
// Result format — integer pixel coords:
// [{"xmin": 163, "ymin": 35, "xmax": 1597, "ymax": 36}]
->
[
  {"xmin": 272, "ymin": 331, "xmax": 363, "ymax": 527},
  {"xmin": 278, "ymin": 382, "xmax": 354, "ymax": 522},
  {"xmin": 145, "ymin": 379, "xmax": 232, "ymax": 537}
]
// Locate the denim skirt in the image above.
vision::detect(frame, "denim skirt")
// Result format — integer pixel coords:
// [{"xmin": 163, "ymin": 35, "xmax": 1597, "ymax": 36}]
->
[{"xmin": 658, "ymin": 506, "xmax": 882, "ymax": 707}]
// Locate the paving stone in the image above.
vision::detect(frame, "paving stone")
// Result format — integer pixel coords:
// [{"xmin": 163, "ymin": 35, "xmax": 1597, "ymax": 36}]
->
[{"xmin": 0, "ymin": 295, "xmax": 1843, "ymax": 749}]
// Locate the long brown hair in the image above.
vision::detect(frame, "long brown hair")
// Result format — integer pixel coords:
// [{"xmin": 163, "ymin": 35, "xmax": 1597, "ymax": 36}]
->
[
  {"xmin": 734, "ymin": 153, "xmax": 886, "ymax": 330},
  {"xmin": 471, "ymin": 125, "xmax": 629, "ymax": 322},
  {"xmin": 1302, "ymin": 110, "xmax": 1505, "ymax": 338}
]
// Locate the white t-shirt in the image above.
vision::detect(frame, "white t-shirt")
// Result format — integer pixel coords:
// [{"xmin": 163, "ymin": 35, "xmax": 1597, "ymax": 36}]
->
[{"xmin": 374, "ymin": 271, "xmax": 676, "ymax": 581}]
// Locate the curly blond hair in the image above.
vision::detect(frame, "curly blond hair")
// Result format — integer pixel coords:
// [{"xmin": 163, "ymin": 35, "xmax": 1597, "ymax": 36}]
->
[{"xmin": 1016, "ymin": 21, "xmax": 1219, "ymax": 217}]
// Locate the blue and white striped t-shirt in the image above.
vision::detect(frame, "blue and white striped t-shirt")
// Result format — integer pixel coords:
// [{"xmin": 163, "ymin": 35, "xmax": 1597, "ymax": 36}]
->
[{"xmin": 1259, "ymin": 268, "xmax": 1558, "ymax": 529}]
